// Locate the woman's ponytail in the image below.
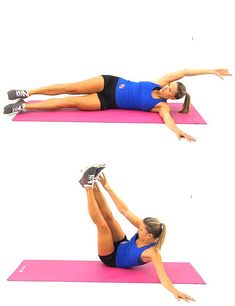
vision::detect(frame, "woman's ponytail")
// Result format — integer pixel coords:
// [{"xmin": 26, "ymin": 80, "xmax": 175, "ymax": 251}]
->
[
  {"xmin": 176, "ymin": 82, "xmax": 191, "ymax": 114},
  {"xmin": 179, "ymin": 92, "xmax": 191, "ymax": 113},
  {"xmin": 156, "ymin": 223, "xmax": 166, "ymax": 250}
]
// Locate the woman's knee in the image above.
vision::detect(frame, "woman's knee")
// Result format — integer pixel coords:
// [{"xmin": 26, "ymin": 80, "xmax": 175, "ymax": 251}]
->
[
  {"xmin": 97, "ymin": 221, "xmax": 111, "ymax": 233},
  {"xmin": 103, "ymin": 211, "xmax": 115, "ymax": 222},
  {"xmin": 67, "ymin": 84, "xmax": 81, "ymax": 94},
  {"xmin": 58, "ymin": 97, "xmax": 82, "ymax": 108}
]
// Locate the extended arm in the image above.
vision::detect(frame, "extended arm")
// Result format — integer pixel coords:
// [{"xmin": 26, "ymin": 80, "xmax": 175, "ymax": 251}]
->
[
  {"xmin": 148, "ymin": 249, "xmax": 195, "ymax": 302},
  {"xmin": 97, "ymin": 173, "xmax": 142, "ymax": 228},
  {"xmin": 156, "ymin": 68, "xmax": 232, "ymax": 86},
  {"xmin": 157, "ymin": 104, "xmax": 196, "ymax": 142}
]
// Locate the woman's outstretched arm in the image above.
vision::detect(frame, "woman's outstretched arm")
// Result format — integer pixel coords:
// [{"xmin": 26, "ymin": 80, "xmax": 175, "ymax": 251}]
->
[
  {"xmin": 156, "ymin": 104, "xmax": 196, "ymax": 142},
  {"xmin": 97, "ymin": 174, "xmax": 142, "ymax": 228},
  {"xmin": 156, "ymin": 68, "xmax": 232, "ymax": 86},
  {"xmin": 146, "ymin": 248, "xmax": 195, "ymax": 302}
]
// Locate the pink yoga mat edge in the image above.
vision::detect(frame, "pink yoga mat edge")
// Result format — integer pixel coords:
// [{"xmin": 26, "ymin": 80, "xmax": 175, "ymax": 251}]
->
[
  {"xmin": 7, "ymin": 260, "xmax": 206, "ymax": 284},
  {"xmin": 13, "ymin": 103, "xmax": 206, "ymax": 124}
]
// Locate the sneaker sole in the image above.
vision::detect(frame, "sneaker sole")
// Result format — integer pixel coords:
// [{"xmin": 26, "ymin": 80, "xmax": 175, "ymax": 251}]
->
[{"xmin": 4, "ymin": 111, "xmax": 20, "ymax": 116}]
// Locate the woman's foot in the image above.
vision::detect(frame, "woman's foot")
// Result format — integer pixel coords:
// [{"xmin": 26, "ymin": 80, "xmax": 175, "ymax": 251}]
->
[
  {"xmin": 94, "ymin": 163, "xmax": 106, "ymax": 179},
  {"xmin": 3, "ymin": 99, "xmax": 26, "ymax": 115},
  {"xmin": 7, "ymin": 90, "xmax": 29, "ymax": 100},
  {"xmin": 79, "ymin": 166, "xmax": 97, "ymax": 188}
]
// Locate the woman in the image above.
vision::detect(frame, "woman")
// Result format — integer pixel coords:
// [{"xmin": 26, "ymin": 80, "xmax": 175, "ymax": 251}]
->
[
  {"xmin": 79, "ymin": 164, "xmax": 195, "ymax": 302},
  {"xmin": 4, "ymin": 68, "xmax": 231, "ymax": 141}
]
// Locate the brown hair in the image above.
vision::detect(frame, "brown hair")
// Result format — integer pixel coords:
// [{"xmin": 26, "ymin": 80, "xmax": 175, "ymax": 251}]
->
[
  {"xmin": 175, "ymin": 82, "xmax": 191, "ymax": 113},
  {"xmin": 143, "ymin": 217, "xmax": 166, "ymax": 250}
]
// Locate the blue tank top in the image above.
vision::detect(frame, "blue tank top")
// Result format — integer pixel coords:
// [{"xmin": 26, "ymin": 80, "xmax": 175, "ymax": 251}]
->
[
  {"xmin": 115, "ymin": 78, "xmax": 166, "ymax": 111},
  {"xmin": 115, "ymin": 233, "xmax": 156, "ymax": 268}
]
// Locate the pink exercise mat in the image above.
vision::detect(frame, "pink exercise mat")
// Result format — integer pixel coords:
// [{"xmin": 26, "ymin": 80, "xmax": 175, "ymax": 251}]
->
[
  {"xmin": 13, "ymin": 102, "xmax": 206, "ymax": 124},
  {"xmin": 7, "ymin": 260, "xmax": 205, "ymax": 284}
]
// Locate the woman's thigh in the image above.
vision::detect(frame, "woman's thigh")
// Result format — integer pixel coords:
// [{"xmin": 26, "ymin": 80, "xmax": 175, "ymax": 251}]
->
[
  {"xmin": 59, "ymin": 93, "xmax": 102, "ymax": 110},
  {"xmin": 65, "ymin": 76, "xmax": 105, "ymax": 94}
]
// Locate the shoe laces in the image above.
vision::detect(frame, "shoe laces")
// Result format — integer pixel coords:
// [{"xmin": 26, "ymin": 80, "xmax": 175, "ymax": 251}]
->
[
  {"xmin": 87, "ymin": 174, "xmax": 95, "ymax": 182},
  {"xmin": 12, "ymin": 104, "xmax": 24, "ymax": 113},
  {"xmin": 16, "ymin": 90, "xmax": 27, "ymax": 98}
]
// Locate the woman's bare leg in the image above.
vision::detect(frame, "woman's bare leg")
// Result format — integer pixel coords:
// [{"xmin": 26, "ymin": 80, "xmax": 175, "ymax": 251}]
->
[
  {"xmin": 24, "ymin": 93, "xmax": 101, "ymax": 110},
  {"xmin": 28, "ymin": 76, "xmax": 105, "ymax": 96},
  {"xmin": 93, "ymin": 182, "xmax": 125, "ymax": 242},
  {"xmin": 85, "ymin": 187, "xmax": 115, "ymax": 256}
]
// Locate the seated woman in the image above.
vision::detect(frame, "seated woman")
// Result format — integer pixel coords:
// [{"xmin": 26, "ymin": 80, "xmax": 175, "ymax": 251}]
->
[
  {"xmin": 4, "ymin": 68, "xmax": 231, "ymax": 141},
  {"xmin": 79, "ymin": 164, "xmax": 195, "ymax": 302}
]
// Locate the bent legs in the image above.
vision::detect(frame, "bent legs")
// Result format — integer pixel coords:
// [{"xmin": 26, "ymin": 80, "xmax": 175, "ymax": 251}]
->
[
  {"xmin": 85, "ymin": 185, "xmax": 125, "ymax": 256},
  {"xmin": 28, "ymin": 76, "xmax": 105, "ymax": 96}
]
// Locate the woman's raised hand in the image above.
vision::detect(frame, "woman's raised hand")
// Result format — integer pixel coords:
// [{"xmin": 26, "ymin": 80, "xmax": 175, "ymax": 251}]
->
[
  {"xmin": 213, "ymin": 68, "xmax": 232, "ymax": 79},
  {"xmin": 97, "ymin": 173, "xmax": 110, "ymax": 190}
]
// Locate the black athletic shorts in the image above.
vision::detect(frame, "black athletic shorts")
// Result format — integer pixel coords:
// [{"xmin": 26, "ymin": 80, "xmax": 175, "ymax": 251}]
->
[
  {"xmin": 98, "ymin": 235, "xmax": 128, "ymax": 267},
  {"xmin": 97, "ymin": 75, "xmax": 119, "ymax": 110}
]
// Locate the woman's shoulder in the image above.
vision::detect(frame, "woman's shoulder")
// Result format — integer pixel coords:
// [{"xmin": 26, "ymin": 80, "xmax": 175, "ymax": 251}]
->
[{"xmin": 141, "ymin": 245, "xmax": 160, "ymax": 262}]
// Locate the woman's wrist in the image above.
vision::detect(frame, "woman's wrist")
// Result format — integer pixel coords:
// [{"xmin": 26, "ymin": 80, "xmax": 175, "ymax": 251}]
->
[
  {"xmin": 172, "ymin": 126, "xmax": 182, "ymax": 134},
  {"xmin": 104, "ymin": 185, "xmax": 112, "ymax": 192}
]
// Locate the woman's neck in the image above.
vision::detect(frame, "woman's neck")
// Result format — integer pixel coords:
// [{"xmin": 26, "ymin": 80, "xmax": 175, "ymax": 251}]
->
[{"xmin": 152, "ymin": 89, "xmax": 163, "ymax": 99}]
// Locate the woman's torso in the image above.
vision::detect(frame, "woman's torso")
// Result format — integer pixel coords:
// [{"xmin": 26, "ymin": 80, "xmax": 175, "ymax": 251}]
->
[
  {"xmin": 115, "ymin": 77, "xmax": 167, "ymax": 111},
  {"xmin": 115, "ymin": 233, "xmax": 156, "ymax": 268}
]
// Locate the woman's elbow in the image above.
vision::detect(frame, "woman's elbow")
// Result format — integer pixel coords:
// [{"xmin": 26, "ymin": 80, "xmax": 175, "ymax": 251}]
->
[{"xmin": 181, "ymin": 68, "xmax": 188, "ymax": 76}]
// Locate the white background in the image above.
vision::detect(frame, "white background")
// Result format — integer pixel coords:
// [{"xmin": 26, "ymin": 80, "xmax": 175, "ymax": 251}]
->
[{"xmin": 0, "ymin": 0, "xmax": 234, "ymax": 305}]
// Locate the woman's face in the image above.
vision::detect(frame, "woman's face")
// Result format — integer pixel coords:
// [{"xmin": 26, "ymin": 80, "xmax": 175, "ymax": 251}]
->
[
  {"xmin": 138, "ymin": 222, "xmax": 152, "ymax": 240},
  {"xmin": 160, "ymin": 82, "xmax": 178, "ymax": 99}
]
